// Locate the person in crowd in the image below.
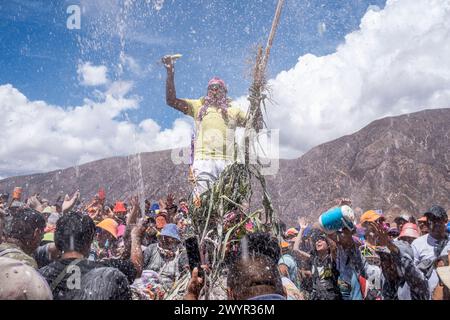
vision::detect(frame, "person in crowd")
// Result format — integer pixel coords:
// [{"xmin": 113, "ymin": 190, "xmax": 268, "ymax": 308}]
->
[
  {"xmin": 91, "ymin": 218, "xmax": 119, "ymax": 260},
  {"xmin": 185, "ymin": 232, "xmax": 286, "ymax": 300},
  {"xmin": 356, "ymin": 210, "xmax": 388, "ymax": 299},
  {"xmin": 39, "ymin": 211, "xmax": 135, "ymax": 300},
  {"xmin": 185, "ymin": 254, "xmax": 286, "ymax": 300},
  {"xmin": 394, "ymin": 214, "xmax": 415, "ymax": 232},
  {"xmin": 173, "ymin": 212, "xmax": 187, "ymax": 239},
  {"xmin": 113, "ymin": 201, "xmax": 127, "ymax": 230},
  {"xmin": 0, "ymin": 207, "xmax": 46, "ymax": 268},
  {"xmin": 155, "ymin": 211, "xmax": 169, "ymax": 232},
  {"xmin": 162, "ymin": 55, "xmax": 249, "ymax": 206},
  {"xmin": 78, "ymin": 267, "xmax": 132, "ymax": 300},
  {"xmin": 433, "ymin": 252, "xmax": 450, "ymax": 300},
  {"xmin": 0, "ymin": 257, "xmax": 53, "ymax": 300},
  {"xmin": 390, "ymin": 223, "xmax": 422, "ymax": 299},
  {"xmin": 417, "ymin": 216, "xmax": 429, "ymax": 235},
  {"xmin": 293, "ymin": 227, "xmax": 341, "ymax": 300},
  {"xmin": 178, "ymin": 197, "xmax": 189, "ymax": 215},
  {"xmin": 411, "ymin": 205, "xmax": 450, "ymax": 298},
  {"xmin": 131, "ymin": 222, "xmax": 188, "ymax": 290},
  {"xmin": 278, "ymin": 241, "xmax": 299, "ymax": 288}
]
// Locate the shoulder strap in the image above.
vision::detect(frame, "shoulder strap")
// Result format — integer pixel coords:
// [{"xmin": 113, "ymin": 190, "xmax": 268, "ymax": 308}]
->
[{"xmin": 434, "ymin": 238, "xmax": 449, "ymax": 258}]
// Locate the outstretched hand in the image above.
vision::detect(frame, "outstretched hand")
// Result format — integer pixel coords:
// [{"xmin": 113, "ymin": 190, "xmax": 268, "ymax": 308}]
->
[
  {"xmin": 338, "ymin": 198, "xmax": 352, "ymax": 207},
  {"xmin": 184, "ymin": 267, "xmax": 205, "ymax": 300},
  {"xmin": 127, "ymin": 195, "xmax": 140, "ymax": 225},
  {"xmin": 62, "ymin": 190, "xmax": 80, "ymax": 214},
  {"xmin": 27, "ymin": 194, "xmax": 44, "ymax": 212},
  {"xmin": 166, "ymin": 193, "xmax": 175, "ymax": 208},
  {"xmin": 298, "ymin": 216, "xmax": 308, "ymax": 229},
  {"xmin": 161, "ymin": 55, "xmax": 175, "ymax": 71}
]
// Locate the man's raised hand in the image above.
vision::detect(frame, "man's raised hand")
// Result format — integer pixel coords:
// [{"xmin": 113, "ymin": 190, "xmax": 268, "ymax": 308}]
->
[{"xmin": 162, "ymin": 55, "xmax": 174, "ymax": 71}]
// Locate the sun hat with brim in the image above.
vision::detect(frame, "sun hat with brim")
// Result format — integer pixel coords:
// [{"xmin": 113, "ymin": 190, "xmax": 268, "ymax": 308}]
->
[
  {"xmin": 360, "ymin": 210, "xmax": 383, "ymax": 224},
  {"xmin": 424, "ymin": 205, "xmax": 448, "ymax": 221},
  {"xmin": 159, "ymin": 223, "xmax": 180, "ymax": 241},
  {"xmin": 97, "ymin": 218, "xmax": 118, "ymax": 239},
  {"xmin": 436, "ymin": 266, "xmax": 450, "ymax": 289},
  {"xmin": 399, "ymin": 223, "xmax": 420, "ymax": 239},
  {"xmin": 113, "ymin": 201, "xmax": 127, "ymax": 214}
]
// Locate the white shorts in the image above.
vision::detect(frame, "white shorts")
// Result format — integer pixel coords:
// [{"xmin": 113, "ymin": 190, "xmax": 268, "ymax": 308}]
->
[{"xmin": 192, "ymin": 159, "xmax": 232, "ymax": 195}]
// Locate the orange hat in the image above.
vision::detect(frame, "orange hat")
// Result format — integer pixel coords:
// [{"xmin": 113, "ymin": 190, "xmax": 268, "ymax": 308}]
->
[
  {"xmin": 113, "ymin": 201, "xmax": 127, "ymax": 214},
  {"xmin": 399, "ymin": 223, "xmax": 420, "ymax": 239},
  {"xmin": 360, "ymin": 210, "xmax": 384, "ymax": 224},
  {"xmin": 97, "ymin": 218, "xmax": 118, "ymax": 239},
  {"xmin": 417, "ymin": 216, "xmax": 427, "ymax": 222},
  {"xmin": 280, "ymin": 241, "xmax": 290, "ymax": 249},
  {"xmin": 285, "ymin": 228, "xmax": 299, "ymax": 237}
]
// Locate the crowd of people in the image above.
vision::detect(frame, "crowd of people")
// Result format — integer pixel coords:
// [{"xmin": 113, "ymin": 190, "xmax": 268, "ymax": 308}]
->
[{"xmin": 0, "ymin": 187, "xmax": 449, "ymax": 301}]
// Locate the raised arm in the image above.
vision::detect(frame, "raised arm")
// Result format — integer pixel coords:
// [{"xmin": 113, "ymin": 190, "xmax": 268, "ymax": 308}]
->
[{"xmin": 162, "ymin": 55, "xmax": 191, "ymax": 115}]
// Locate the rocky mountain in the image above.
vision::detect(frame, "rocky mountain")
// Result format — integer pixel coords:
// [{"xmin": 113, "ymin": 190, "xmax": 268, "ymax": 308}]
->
[{"xmin": 1, "ymin": 108, "xmax": 449, "ymax": 226}]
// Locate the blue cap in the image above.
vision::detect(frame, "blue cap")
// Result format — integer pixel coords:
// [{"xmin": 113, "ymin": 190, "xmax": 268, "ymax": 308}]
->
[
  {"xmin": 160, "ymin": 223, "xmax": 180, "ymax": 241},
  {"xmin": 151, "ymin": 203, "xmax": 160, "ymax": 212}
]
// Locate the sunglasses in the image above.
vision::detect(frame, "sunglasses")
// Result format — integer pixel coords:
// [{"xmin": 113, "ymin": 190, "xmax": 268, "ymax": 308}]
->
[{"xmin": 208, "ymin": 84, "xmax": 222, "ymax": 91}]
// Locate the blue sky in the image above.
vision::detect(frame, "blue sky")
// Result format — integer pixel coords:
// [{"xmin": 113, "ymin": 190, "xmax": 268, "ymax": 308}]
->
[
  {"xmin": 4, "ymin": 0, "xmax": 448, "ymax": 178},
  {"xmin": 0, "ymin": 0, "xmax": 386, "ymax": 128}
]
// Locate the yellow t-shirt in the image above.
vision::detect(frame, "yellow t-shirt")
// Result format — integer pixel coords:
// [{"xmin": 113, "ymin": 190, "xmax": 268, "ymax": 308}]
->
[{"xmin": 182, "ymin": 97, "xmax": 247, "ymax": 161}]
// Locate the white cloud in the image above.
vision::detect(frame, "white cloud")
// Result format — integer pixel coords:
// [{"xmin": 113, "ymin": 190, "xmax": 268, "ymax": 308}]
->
[
  {"xmin": 77, "ymin": 62, "xmax": 109, "ymax": 86},
  {"xmin": 265, "ymin": 0, "xmax": 450, "ymax": 158},
  {"xmin": 0, "ymin": 83, "xmax": 192, "ymax": 177}
]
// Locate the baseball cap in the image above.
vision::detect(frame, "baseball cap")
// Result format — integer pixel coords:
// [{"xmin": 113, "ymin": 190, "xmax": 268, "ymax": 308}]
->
[
  {"xmin": 424, "ymin": 205, "xmax": 448, "ymax": 221},
  {"xmin": 360, "ymin": 210, "xmax": 384, "ymax": 224}
]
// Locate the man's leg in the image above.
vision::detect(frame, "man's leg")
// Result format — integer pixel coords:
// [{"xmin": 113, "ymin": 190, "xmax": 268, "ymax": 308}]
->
[{"xmin": 191, "ymin": 160, "xmax": 234, "ymax": 206}]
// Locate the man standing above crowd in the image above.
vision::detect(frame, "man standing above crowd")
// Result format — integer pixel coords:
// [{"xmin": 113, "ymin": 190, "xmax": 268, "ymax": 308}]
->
[{"xmin": 162, "ymin": 55, "xmax": 247, "ymax": 204}]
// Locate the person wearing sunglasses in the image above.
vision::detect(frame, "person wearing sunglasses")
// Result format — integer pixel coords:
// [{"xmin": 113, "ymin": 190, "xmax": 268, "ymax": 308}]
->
[
  {"xmin": 411, "ymin": 205, "xmax": 450, "ymax": 298},
  {"xmin": 162, "ymin": 55, "xmax": 248, "ymax": 206}
]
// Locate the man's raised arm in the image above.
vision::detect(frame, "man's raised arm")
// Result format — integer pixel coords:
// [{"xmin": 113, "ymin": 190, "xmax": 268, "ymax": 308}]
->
[{"xmin": 163, "ymin": 55, "xmax": 191, "ymax": 115}]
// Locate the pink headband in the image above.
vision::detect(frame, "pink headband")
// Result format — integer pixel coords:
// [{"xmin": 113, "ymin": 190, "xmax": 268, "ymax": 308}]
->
[{"xmin": 208, "ymin": 77, "xmax": 227, "ymax": 91}]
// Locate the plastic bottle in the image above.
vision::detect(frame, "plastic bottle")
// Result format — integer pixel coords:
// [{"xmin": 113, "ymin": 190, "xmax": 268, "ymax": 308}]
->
[{"xmin": 318, "ymin": 205, "xmax": 355, "ymax": 234}]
